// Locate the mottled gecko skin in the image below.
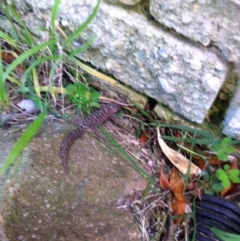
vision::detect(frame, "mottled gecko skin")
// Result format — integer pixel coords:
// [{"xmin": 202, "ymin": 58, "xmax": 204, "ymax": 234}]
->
[{"xmin": 60, "ymin": 99, "xmax": 125, "ymax": 172}]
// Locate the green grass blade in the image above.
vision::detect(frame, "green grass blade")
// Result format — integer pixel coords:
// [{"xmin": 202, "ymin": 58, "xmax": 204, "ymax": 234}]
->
[
  {"xmin": 190, "ymin": 198, "xmax": 197, "ymax": 241},
  {"xmin": 7, "ymin": 4, "xmax": 34, "ymax": 46},
  {"xmin": 73, "ymin": 57, "xmax": 117, "ymax": 84},
  {"xmin": 134, "ymin": 102, "xmax": 154, "ymax": 120},
  {"xmin": 0, "ymin": 31, "xmax": 16, "ymax": 47},
  {"xmin": 27, "ymin": 77, "xmax": 42, "ymax": 110},
  {"xmin": 99, "ymin": 126, "xmax": 156, "ymax": 185},
  {"xmin": 51, "ymin": 0, "xmax": 62, "ymax": 30},
  {"xmin": 49, "ymin": 0, "xmax": 62, "ymax": 53},
  {"xmin": 0, "ymin": 49, "xmax": 8, "ymax": 105},
  {"xmin": 70, "ymin": 35, "xmax": 95, "ymax": 56},
  {"xmin": 3, "ymin": 39, "xmax": 55, "ymax": 81},
  {"xmin": 151, "ymin": 123, "xmax": 214, "ymax": 138},
  {"xmin": 32, "ymin": 67, "xmax": 41, "ymax": 99},
  {"xmin": 5, "ymin": 75, "xmax": 21, "ymax": 86},
  {"xmin": 0, "ymin": 109, "xmax": 45, "ymax": 176},
  {"xmin": 63, "ymin": 0, "xmax": 100, "ymax": 47},
  {"xmin": 161, "ymin": 136, "xmax": 215, "ymax": 145},
  {"xmin": 49, "ymin": 58, "xmax": 62, "ymax": 84},
  {"xmin": 22, "ymin": 55, "xmax": 60, "ymax": 85},
  {"xmin": 228, "ymin": 139, "xmax": 240, "ymax": 145},
  {"xmin": 210, "ymin": 227, "xmax": 240, "ymax": 241}
]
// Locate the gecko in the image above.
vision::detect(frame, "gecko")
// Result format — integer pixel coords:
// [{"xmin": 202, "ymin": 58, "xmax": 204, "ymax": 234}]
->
[{"xmin": 60, "ymin": 99, "xmax": 126, "ymax": 173}]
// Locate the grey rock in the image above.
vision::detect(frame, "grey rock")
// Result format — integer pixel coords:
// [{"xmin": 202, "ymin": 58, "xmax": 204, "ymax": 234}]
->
[
  {"xmin": 0, "ymin": 123, "xmax": 143, "ymax": 241},
  {"xmin": 5, "ymin": 0, "xmax": 228, "ymax": 123},
  {"xmin": 150, "ymin": 0, "xmax": 240, "ymax": 63},
  {"xmin": 223, "ymin": 78, "xmax": 240, "ymax": 138}
]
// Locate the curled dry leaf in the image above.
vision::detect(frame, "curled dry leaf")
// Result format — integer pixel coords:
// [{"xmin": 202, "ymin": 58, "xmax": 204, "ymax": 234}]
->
[
  {"xmin": 170, "ymin": 167, "xmax": 185, "ymax": 202},
  {"xmin": 171, "ymin": 197, "xmax": 185, "ymax": 224},
  {"xmin": 221, "ymin": 183, "xmax": 237, "ymax": 197},
  {"xmin": 156, "ymin": 127, "xmax": 202, "ymax": 176},
  {"xmin": 139, "ymin": 129, "xmax": 153, "ymax": 145},
  {"xmin": 2, "ymin": 51, "xmax": 15, "ymax": 63},
  {"xmin": 159, "ymin": 169, "xmax": 171, "ymax": 191},
  {"xmin": 1, "ymin": 50, "xmax": 24, "ymax": 76}
]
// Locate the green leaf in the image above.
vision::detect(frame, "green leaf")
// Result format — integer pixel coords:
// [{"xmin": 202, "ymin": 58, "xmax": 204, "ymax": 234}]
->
[
  {"xmin": 66, "ymin": 81, "xmax": 100, "ymax": 113},
  {"xmin": 222, "ymin": 178, "xmax": 231, "ymax": 188},
  {"xmin": 218, "ymin": 174, "xmax": 228, "ymax": 182},
  {"xmin": 217, "ymin": 150, "xmax": 228, "ymax": 161},
  {"xmin": 51, "ymin": 0, "xmax": 62, "ymax": 30},
  {"xmin": 90, "ymin": 91, "xmax": 100, "ymax": 102},
  {"xmin": 223, "ymin": 164, "xmax": 230, "ymax": 171},
  {"xmin": 221, "ymin": 137, "xmax": 232, "ymax": 147},
  {"xmin": 228, "ymin": 170, "xmax": 240, "ymax": 183},
  {"xmin": 0, "ymin": 30, "xmax": 16, "ymax": 47},
  {"xmin": 63, "ymin": 0, "xmax": 100, "ymax": 47},
  {"xmin": 228, "ymin": 169, "xmax": 240, "ymax": 177},
  {"xmin": 66, "ymin": 84, "xmax": 75, "ymax": 93},
  {"xmin": 210, "ymin": 144, "xmax": 219, "ymax": 151},
  {"xmin": 91, "ymin": 102, "xmax": 100, "ymax": 108},
  {"xmin": 225, "ymin": 146, "xmax": 235, "ymax": 154},
  {"xmin": 211, "ymin": 137, "xmax": 235, "ymax": 162},
  {"xmin": 230, "ymin": 176, "xmax": 240, "ymax": 183},
  {"xmin": 215, "ymin": 168, "xmax": 225, "ymax": 177},
  {"xmin": 0, "ymin": 109, "xmax": 45, "ymax": 176},
  {"xmin": 202, "ymin": 170, "xmax": 210, "ymax": 181},
  {"xmin": 204, "ymin": 189, "xmax": 213, "ymax": 195},
  {"xmin": 211, "ymin": 183, "xmax": 223, "ymax": 192}
]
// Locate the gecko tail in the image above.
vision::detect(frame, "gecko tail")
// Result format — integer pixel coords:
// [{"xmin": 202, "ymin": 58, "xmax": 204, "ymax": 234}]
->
[{"xmin": 60, "ymin": 129, "xmax": 84, "ymax": 172}]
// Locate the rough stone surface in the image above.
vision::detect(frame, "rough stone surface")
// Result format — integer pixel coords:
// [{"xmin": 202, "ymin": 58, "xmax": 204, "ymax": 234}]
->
[
  {"xmin": 0, "ymin": 123, "xmax": 144, "ymax": 241},
  {"xmin": 223, "ymin": 108, "xmax": 240, "ymax": 138},
  {"xmin": 223, "ymin": 79, "xmax": 240, "ymax": 138},
  {"xmin": 9, "ymin": 0, "xmax": 228, "ymax": 123},
  {"xmin": 150, "ymin": 0, "xmax": 240, "ymax": 63}
]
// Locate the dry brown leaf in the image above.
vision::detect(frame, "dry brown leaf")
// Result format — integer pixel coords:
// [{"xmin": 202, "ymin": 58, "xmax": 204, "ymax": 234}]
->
[
  {"xmin": 2, "ymin": 51, "xmax": 15, "ymax": 63},
  {"xmin": 156, "ymin": 127, "xmax": 202, "ymax": 176},
  {"xmin": 193, "ymin": 158, "xmax": 206, "ymax": 170},
  {"xmin": 207, "ymin": 157, "xmax": 224, "ymax": 165},
  {"xmin": 221, "ymin": 183, "xmax": 237, "ymax": 197},
  {"xmin": 159, "ymin": 169, "xmax": 171, "ymax": 191},
  {"xmin": 2, "ymin": 50, "xmax": 24, "ymax": 76},
  {"xmin": 139, "ymin": 129, "xmax": 152, "ymax": 145},
  {"xmin": 171, "ymin": 197, "xmax": 185, "ymax": 224},
  {"xmin": 169, "ymin": 167, "xmax": 185, "ymax": 202}
]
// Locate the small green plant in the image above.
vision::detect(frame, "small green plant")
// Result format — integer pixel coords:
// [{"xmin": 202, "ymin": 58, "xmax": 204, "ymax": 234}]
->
[
  {"xmin": 213, "ymin": 164, "xmax": 240, "ymax": 189},
  {"xmin": 207, "ymin": 137, "xmax": 239, "ymax": 193},
  {"xmin": 210, "ymin": 137, "xmax": 235, "ymax": 161},
  {"xmin": 65, "ymin": 82, "xmax": 100, "ymax": 113}
]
